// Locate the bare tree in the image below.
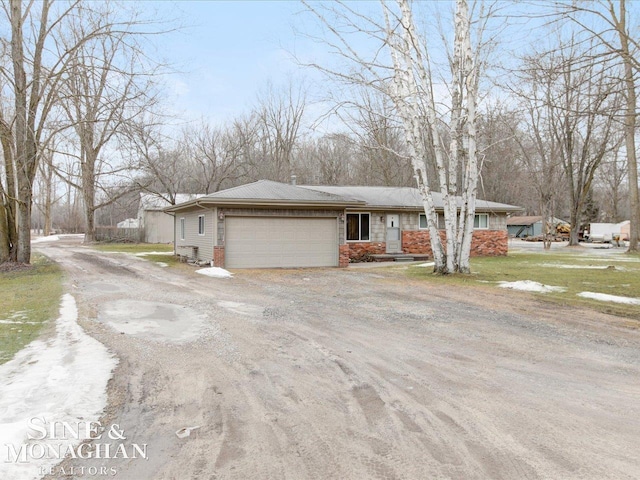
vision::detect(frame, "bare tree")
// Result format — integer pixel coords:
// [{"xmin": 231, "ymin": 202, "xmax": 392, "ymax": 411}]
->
[
  {"xmin": 57, "ymin": 3, "xmax": 160, "ymax": 242},
  {"xmin": 477, "ymin": 104, "xmax": 534, "ymax": 210},
  {"xmin": 541, "ymin": 40, "xmax": 621, "ymax": 245},
  {"xmin": 351, "ymin": 91, "xmax": 414, "ymax": 187},
  {"xmin": 295, "ymin": 133, "xmax": 357, "ymax": 185},
  {"xmin": 34, "ymin": 143, "xmax": 63, "ymax": 236},
  {"xmin": 184, "ymin": 120, "xmax": 251, "ymax": 193},
  {"xmin": 557, "ymin": 0, "xmax": 639, "ymax": 251},
  {"xmin": 506, "ymin": 57, "xmax": 568, "ymax": 249},
  {"xmin": 596, "ymin": 139, "xmax": 627, "ymax": 222},
  {"xmin": 0, "ymin": 110, "xmax": 17, "ymax": 260},
  {"xmin": 0, "ymin": 0, "xmax": 160, "ymax": 261},
  {"xmin": 252, "ymin": 81, "xmax": 306, "ymax": 182}
]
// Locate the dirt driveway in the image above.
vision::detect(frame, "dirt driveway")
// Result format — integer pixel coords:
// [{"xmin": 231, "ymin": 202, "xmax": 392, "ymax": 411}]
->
[{"xmin": 36, "ymin": 238, "xmax": 640, "ymax": 480}]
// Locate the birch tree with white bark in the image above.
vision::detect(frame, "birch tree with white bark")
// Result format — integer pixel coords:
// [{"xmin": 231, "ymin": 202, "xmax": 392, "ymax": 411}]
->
[{"xmin": 303, "ymin": 0, "xmax": 493, "ymax": 273}]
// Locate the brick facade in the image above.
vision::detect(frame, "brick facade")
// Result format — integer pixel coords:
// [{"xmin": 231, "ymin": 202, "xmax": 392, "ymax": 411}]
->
[
  {"xmin": 470, "ymin": 230, "xmax": 509, "ymax": 256},
  {"xmin": 347, "ymin": 242, "xmax": 386, "ymax": 261},
  {"xmin": 401, "ymin": 229, "xmax": 508, "ymax": 257},
  {"xmin": 339, "ymin": 244, "xmax": 350, "ymax": 267},
  {"xmin": 213, "ymin": 246, "xmax": 225, "ymax": 268}
]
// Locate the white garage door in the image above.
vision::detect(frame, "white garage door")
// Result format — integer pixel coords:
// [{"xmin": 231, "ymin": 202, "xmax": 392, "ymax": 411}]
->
[{"xmin": 225, "ymin": 217, "xmax": 339, "ymax": 268}]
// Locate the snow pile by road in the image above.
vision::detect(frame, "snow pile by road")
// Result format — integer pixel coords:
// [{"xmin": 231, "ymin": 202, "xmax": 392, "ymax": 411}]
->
[
  {"xmin": 196, "ymin": 267, "xmax": 233, "ymax": 278},
  {"xmin": 498, "ymin": 280, "xmax": 566, "ymax": 293},
  {"xmin": 0, "ymin": 294, "xmax": 117, "ymax": 480},
  {"xmin": 31, "ymin": 235, "xmax": 60, "ymax": 244},
  {"xmin": 577, "ymin": 292, "xmax": 640, "ymax": 305}
]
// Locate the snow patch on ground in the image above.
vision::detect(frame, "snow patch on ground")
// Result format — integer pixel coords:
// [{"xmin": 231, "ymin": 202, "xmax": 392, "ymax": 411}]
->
[
  {"xmin": 498, "ymin": 280, "xmax": 566, "ymax": 293},
  {"xmin": 134, "ymin": 251, "xmax": 174, "ymax": 257},
  {"xmin": 155, "ymin": 262, "xmax": 169, "ymax": 268},
  {"xmin": 31, "ymin": 235, "xmax": 60, "ymax": 244},
  {"xmin": 414, "ymin": 262, "xmax": 435, "ymax": 268},
  {"xmin": 577, "ymin": 292, "xmax": 640, "ymax": 305},
  {"xmin": 540, "ymin": 263, "xmax": 619, "ymax": 270},
  {"xmin": 0, "ymin": 311, "xmax": 41, "ymax": 325},
  {"xmin": 196, "ymin": 267, "xmax": 233, "ymax": 278},
  {"xmin": 0, "ymin": 294, "xmax": 117, "ymax": 480}
]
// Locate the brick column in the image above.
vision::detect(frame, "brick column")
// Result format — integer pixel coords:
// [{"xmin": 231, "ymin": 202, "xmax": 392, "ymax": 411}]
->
[
  {"xmin": 213, "ymin": 246, "xmax": 225, "ymax": 267},
  {"xmin": 339, "ymin": 244, "xmax": 350, "ymax": 267}
]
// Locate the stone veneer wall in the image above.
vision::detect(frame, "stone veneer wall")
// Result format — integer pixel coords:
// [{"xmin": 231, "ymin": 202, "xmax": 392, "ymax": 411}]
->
[{"xmin": 401, "ymin": 230, "xmax": 508, "ymax": 257}]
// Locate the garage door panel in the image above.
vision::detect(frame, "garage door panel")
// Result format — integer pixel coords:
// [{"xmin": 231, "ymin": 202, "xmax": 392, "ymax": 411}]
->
[{"xmin": 225, "ymin": 217, "xmax": 338, "ymax": 268}]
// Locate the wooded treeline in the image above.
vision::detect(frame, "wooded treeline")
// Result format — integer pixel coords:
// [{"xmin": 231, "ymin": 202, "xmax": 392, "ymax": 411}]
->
[{"xmin": 1, "ymin": 0, "xmax": 638, "ymax": 265}]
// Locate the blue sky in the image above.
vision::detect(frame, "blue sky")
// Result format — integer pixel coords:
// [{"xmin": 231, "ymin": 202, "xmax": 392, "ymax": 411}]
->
[
  {"xmin": 152, "ymin": 1, "xmax": 317, "ymax": 124},
  {"xmin": 146, "ymin": 1, "xmax": 638, "ymax": 130}
]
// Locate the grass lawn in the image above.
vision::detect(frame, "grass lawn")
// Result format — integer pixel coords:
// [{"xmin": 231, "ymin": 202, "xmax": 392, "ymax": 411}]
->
[
  {"xmin": 92, "ymin": 243, "xmax": 180, "ymax": 267},
  {"xmin": 407, "ymin": 249, "xmax": 640, "ymax": 322},
  {"xmin": 0, "ymin": 255, "xmax": 64, "ymax": 364}
]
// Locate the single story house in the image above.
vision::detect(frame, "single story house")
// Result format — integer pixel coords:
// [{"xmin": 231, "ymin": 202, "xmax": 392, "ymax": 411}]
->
[
  {"xmin": 164, "ymin": 180, "xmax": 521, "ymax": 269},
  {"xmin": 137, "ymin": 193, "xmax": 202, "ymax": 243},
  {"xmin": 507, "ymin": 215, "xmax": 568, "ymax": 238}
]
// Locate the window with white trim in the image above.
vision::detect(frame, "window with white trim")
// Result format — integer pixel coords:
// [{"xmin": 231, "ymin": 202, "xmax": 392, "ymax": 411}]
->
[
  {"xmin": 346, "ymin": 213, "xmax": 370, "ymax": 241},
  {"xmin": 474, "ymin": 213, "xmax": 489, "ymax": 229},
  {"xmin": 198, "ymin": 215, "xmax": 205, "ymax": 235},
  {"xmin": 180, "ymin": 218, "xmax": 185, "ymax": 240}
]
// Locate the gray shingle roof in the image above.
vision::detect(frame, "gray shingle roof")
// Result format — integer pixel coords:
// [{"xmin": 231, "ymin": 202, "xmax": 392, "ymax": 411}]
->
[
  {"xmin": 202, "ymin": 180, "xmax": 360, "ymax": 204},
  {"xmin": 300, "ymin": 185, "xmax": 521, "ymax": 212},
  {"xmin": 164, "ymin": 180, "xmax": 522, "ymax": 212},
  {"xmin": 507, "ymin": 216, "xmax": 568, "ymax": 226},
  {"xmin": 140, "ymin": 193, "xmax": 204, "ymax": 210}
]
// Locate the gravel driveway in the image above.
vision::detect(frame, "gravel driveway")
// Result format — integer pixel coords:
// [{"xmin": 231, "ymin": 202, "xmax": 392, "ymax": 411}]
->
[{"xmin": 36, "ymin": 238, "xmax": 640, "ymax": 480}]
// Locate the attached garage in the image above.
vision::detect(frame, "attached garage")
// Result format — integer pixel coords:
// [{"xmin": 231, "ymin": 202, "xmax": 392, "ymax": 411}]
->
[{"xmin": 225, "ymin": 216, "xmax": 339, "ymax": 268}]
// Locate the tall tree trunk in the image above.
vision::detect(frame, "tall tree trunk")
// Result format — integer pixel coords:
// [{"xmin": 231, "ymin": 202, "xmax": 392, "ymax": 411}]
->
[
  {"xmin": 0, "ymin": 201, "xmax": 10, "ymax": 261},
  {"xmin": 10, "ymin": 0, "xmax": 31, "ymax": 263},
  {"xmin": 0, "ymin": 119, "xmax": 18, "ymax": 262},
  {"xmin": 82, "ymin": 148, "xmax": 97, "ymax": 243},
  {"xmin": 618, "ymin": 0, "xmax": 639, "ymax": 252},
  {"xmin": 456, "ymin": 0, "xmax": 479, "ymax": 274}
]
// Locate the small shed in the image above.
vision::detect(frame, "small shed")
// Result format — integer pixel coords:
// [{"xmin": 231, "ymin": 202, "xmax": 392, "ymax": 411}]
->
[
  {"xmin": 138, "ymin": 193, "xmax": 202, "ymax": 244},
  {"xmin": 116, "ymin": 218, "xmax": 139, "ymax": 229},
  {"xmin": 507, "ymin": 216, "xmax": 567, "ymax": 238}
]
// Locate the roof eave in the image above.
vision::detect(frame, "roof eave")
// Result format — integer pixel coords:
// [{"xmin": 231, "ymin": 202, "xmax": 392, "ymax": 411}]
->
[
  {"xmin": 345, "ymin": 205, "xmax": 523, "ymax": 212},
  {"xmin": 164, "ymin": 198, "xmax": 366, "ymax": 212}
]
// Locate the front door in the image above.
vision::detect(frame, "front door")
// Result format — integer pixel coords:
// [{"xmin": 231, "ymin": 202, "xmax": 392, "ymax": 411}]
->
[{"xmin": 386, "ymin": 214, "xmax": 402, "ymax": 253}]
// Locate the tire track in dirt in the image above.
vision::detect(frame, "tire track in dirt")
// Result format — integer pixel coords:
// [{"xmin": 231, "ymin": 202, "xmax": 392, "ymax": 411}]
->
[{"xmin": 34, "ymin": 240, "xmax": 640, "ymax": 479}]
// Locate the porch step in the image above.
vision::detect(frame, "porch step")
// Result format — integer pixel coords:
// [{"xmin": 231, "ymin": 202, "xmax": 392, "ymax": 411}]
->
[{"xmin": 370, "ymin": 254, "xmax": 430, "ymax": 262}]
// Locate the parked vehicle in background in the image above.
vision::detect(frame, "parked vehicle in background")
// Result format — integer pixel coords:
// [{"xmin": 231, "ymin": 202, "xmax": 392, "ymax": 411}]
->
[{"xmin": 584, "ymin": 221, "xmax": 630, "ymax": 243}]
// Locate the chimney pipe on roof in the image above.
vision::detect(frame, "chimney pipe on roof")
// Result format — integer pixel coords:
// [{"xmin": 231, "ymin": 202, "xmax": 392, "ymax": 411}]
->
[{"xmin": 291, "ymin": 174, "xmax": 297, "ymax": 186}]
